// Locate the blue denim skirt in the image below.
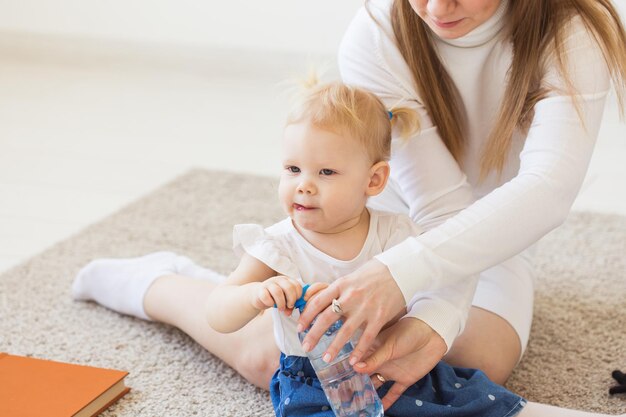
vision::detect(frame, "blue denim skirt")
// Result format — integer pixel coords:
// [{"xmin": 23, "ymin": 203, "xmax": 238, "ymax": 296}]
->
[{"xmin": 270, "ymin": 354, "xmax": 526, "ymax": 417}]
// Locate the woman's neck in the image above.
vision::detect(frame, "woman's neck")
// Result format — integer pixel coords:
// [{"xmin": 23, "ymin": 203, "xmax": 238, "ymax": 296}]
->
[{"xmin": 295, "ymin": 208, "xmax": 371, "ymax": 261}]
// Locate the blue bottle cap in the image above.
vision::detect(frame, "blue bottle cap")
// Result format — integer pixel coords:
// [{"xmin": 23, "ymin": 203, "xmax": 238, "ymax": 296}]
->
[{"xmin": 294, "ymin": 284, "xmax": 310, "ymax": 313}]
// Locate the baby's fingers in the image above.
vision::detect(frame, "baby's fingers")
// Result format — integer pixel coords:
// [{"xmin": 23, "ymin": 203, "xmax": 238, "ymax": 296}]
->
[
  {"xmin": 279, "ymin": 278, "xmax": 302, "ymax": 310},
  {"xmin": 256, "ymin": 286, "xmax": 276, "ymax": 310},
  {"xmin": 267, "ymin": 282, "xmax": 288, "ymax": 310},
  {"xmin": 268, "ymin": 276, "xmax": 300, "ymax": 309}
]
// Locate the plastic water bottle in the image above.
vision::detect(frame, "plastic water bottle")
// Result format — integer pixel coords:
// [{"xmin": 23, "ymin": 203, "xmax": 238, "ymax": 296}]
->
[{"xmin": 295, "ymin": 286, "xmax": 384, "ymax": 417}]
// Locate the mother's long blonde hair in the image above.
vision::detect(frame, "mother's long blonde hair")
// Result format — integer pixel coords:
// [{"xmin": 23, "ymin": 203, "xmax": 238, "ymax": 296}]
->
[{"xmin": 390, "ymin": 0, "xmax": 626, "ymax": 178}]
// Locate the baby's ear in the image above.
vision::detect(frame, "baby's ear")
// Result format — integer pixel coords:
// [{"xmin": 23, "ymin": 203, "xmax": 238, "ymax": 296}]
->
[
  {"xmin": 366, "ymin": 161, "xmax": 390, "ymax": 197},
  {"xmin": 303, "ymin": 282, "xmax": 329, "ymax": 301}
]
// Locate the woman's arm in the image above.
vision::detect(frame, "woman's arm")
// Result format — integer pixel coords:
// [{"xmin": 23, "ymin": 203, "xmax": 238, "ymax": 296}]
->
[
  {"xmin": 375, "ymin": 16, "xmax": 611, "ymax": 300},
  {"xmin": 339, "ymin": 5, "xmax": 608, "ymax": 301}
]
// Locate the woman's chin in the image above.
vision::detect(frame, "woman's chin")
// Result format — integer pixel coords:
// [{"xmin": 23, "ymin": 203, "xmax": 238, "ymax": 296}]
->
[{"xmin": 426, "ymin": 19, "xmax": 475, "ymax": 40}]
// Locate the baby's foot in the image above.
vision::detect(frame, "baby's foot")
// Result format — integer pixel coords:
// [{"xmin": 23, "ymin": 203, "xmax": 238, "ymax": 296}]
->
[
  {"xmin": 173, "ymin": 255, "xmax": 226, "ymax": 283},
  {"xmin": 72, "ymin": 251, "xmax": 226, "ymax": 320},
  {"xmin": 72, "ymin": 251, "xmax": 182, "ymax": 320}
]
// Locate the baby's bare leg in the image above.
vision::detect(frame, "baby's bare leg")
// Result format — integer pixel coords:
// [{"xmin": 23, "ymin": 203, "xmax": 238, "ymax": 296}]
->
[
  {"xmin": 519, "ymin": 402, "xmax": 625, "ymax": 417},
  {"xmin": 144, "ymin": 274, "xmax": 280, "ymax": 389}
]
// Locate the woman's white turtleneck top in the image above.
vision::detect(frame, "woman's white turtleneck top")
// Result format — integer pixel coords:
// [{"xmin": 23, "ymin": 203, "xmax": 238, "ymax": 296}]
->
[{"xmin": 339, "ymin": 0, "xmax": 611, "ymax": 349}]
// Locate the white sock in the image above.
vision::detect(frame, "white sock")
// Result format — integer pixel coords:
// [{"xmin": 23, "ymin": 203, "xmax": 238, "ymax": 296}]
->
[
  {"xmin": 173, "ymin": 255, "xmax": 226, "ymax": 283},
  {"xmin": 72, "ymin": 251, "xmax": 225, "ymax": 320}
]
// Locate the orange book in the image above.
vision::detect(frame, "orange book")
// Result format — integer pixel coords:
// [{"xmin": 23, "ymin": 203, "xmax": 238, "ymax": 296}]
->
[{"xmin": 0, "ymin": 353, "xmax": 130, "ymax": 417}]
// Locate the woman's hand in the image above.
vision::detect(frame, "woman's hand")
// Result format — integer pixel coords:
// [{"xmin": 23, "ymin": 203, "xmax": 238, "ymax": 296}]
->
[
  {"xmin": 363, "ymin": 317, "xmax": 447, "ymax": 409},
  {"xmin": 297, "ymin": 259, "xmax": 405, "ymax": 363}
]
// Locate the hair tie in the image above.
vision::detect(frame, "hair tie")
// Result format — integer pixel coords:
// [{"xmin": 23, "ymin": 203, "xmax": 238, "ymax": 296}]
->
[{"xmin": 387, "ymin": 110, "xmax": 393, "ymax": 120}]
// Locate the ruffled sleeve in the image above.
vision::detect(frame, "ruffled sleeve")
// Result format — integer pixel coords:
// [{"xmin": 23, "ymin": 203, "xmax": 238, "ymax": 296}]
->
[{"xmin": 232, "ymin": 223, "xmax": 301, "ymax": 280}]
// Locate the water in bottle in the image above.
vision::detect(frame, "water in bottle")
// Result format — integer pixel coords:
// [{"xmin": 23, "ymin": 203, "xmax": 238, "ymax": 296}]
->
[{"xmin": 295, "ymin": 287, "xmax": 384, "ymax": 417}]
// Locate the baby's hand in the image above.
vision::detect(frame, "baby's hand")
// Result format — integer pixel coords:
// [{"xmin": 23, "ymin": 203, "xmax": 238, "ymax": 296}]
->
[{"xmin": 252, "ymin": 276, "xmax": 302, "ymax": 316}]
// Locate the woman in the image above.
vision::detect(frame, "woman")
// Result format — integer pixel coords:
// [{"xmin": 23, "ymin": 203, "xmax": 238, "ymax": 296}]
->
[{"xmin": 298, "ymin": 0, "xmax": 626, "ymax": 409}]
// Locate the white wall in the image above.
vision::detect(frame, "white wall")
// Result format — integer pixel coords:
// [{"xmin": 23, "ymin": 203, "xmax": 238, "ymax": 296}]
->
[
  {"xmin": 0, "ymin": 0, "xmax": 624, "ymax": 57},
  {"xmin": 0, "ymin": 0, "xmax": 364, "ymax": 55}
]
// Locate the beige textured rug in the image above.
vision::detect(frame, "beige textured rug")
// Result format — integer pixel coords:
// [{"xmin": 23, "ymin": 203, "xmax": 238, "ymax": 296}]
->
[{"xmin": 0, "ymin": 169, "xmax": 624, "ymax": 416}]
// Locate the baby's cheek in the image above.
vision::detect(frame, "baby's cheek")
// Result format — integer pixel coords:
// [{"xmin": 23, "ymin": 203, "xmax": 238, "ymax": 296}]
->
[
  {"xmin": 332, "ymin": 191, "xmax": 365, "ymax": 213},
  {"xmin": 277, "ymin": 183, "xmax": 292, "ymax": 213}
]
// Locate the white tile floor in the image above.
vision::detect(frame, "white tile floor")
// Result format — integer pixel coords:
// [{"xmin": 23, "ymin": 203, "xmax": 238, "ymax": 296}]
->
[{"xmin": 1, "ymin": 34, "xmax": 625, "ymax": 274}]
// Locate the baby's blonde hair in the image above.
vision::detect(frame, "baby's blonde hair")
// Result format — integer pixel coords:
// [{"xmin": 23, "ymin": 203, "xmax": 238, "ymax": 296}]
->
[{"xmin": 286, "ymin": 76, "xmax": 418, "ymax": 163}]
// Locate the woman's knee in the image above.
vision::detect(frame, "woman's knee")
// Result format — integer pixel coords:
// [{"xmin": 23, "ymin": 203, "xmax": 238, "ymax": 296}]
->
[{"xmin": 443, "ymin": 307, "xmax": 522, "ymax": 384}]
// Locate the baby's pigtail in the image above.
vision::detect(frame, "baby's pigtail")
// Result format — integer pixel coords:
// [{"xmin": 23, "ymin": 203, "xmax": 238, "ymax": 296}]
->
[
  {"xmin": 389, "ymin": 106, "xmax": 420, "ymax": 139},
  {"xmin": 301, "ymin": 70, "xmax": 321, "ymax": 90}
]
